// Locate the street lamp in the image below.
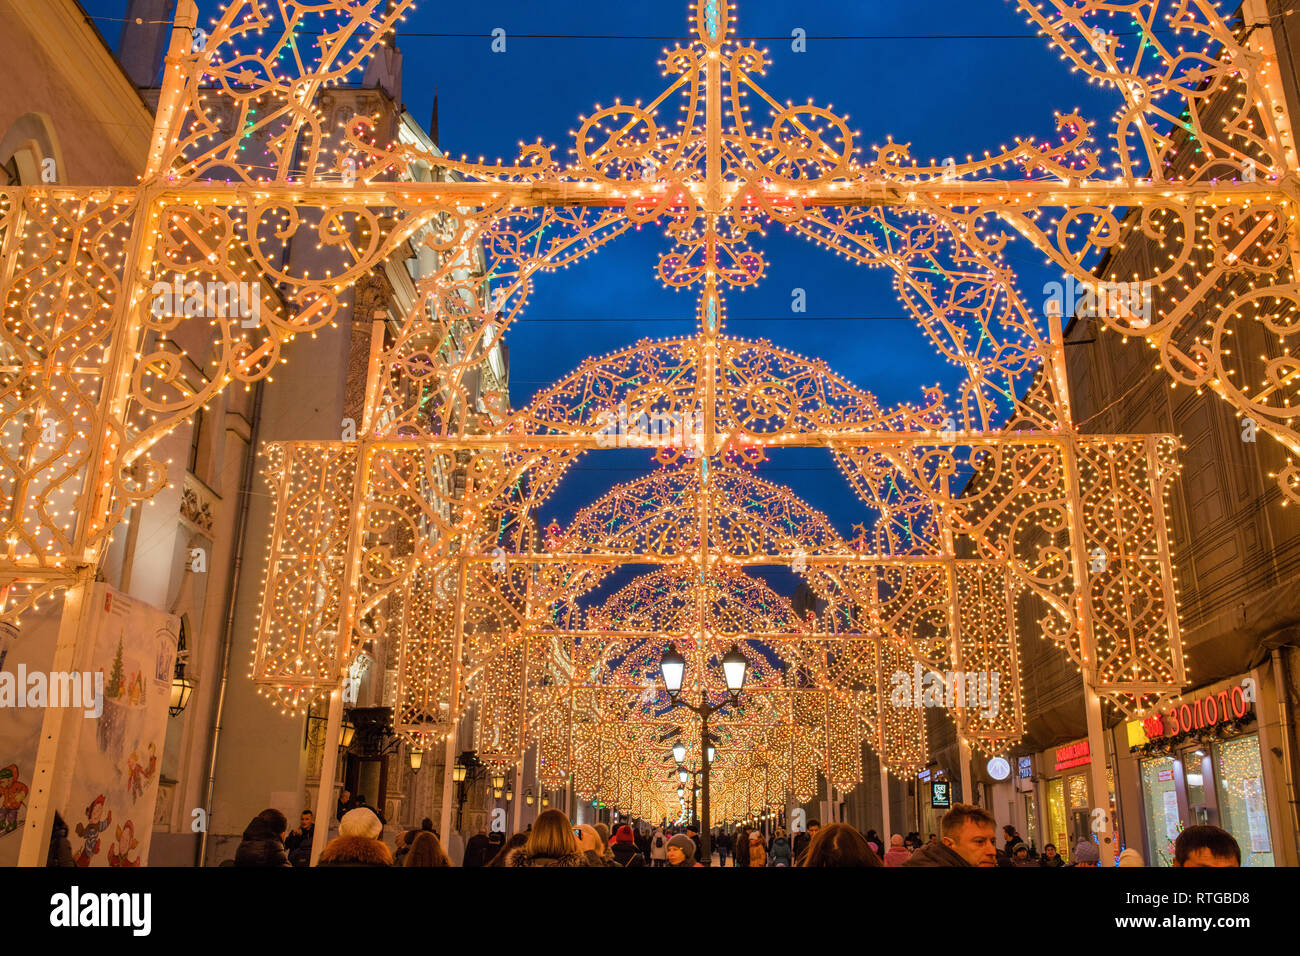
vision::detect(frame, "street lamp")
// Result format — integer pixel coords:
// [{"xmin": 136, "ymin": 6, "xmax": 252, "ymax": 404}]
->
[
  {"xmin": 409, "ymin": 747, "xmax": 423, "ymax": 771},
  {"xmin": 506, "ymin": 785, "xmax": 514, "ymax": 802},
  {"xmin": 339, "ymin": 717, "xmax": 356, "ymax": 749},
  {"xmin": 452, "ymin": 761, "xmax": 467, "ymax": 784},
  {"xmin": 658, "ymin": 642, "xmax": 748, "ymax": 866},
  {"xmin": 525, "ymin": 789, "xmax": 535, "ymax": 806},
  {"xmin": 659, "ymin": 642, "xmax": 685, "ymax": 696},
  {"xmin": 678, "ymin": 769, "xmax": 690, "ymax": 784},
  {"xmin": 168, "ymin": 656, "xmax": 196, "ymax": 717},
  {"xmin": 722, "ymin": 644, "xmax": 747, "ymax": 694},
  {"xmin": 491, "ymin": 770, "xmax": 506, "ymax": 791}
]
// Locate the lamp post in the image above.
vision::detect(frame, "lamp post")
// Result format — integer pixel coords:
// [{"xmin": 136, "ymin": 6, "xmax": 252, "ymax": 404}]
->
[{"xmin": 659, "ymin": 642, "xmax": 747, "ymax": 865}]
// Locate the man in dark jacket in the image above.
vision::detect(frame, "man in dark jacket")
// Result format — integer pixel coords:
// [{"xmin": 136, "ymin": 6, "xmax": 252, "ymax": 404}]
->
[
  {"xmin": 792, "ymin": 819, "xmax": 818, "ymax": 864},
  {"xmin": 336, "ymin": 788, "xmax": 358, "ymax": 821},
  {"xmin": 234, "ymin": 809, "xmax": 291, "ymax": 867},
  {"xmin": 903, "ymin": 804, "xmax": 997, "ymax": 867},
  {"xmin": 283, "ymin": 810, "xmax": 316, "ymax": 867}
]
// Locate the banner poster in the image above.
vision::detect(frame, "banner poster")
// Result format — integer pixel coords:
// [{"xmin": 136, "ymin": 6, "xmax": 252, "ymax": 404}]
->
[{"xmin": 0, "ymin": 584, "xmax": 177, "ymax": 866}]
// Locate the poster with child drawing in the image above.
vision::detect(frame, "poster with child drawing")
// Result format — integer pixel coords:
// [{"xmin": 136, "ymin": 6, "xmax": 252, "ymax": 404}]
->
[{"xmin": 0, "ymin": 584, "xmax": 176, "ymax": 866}]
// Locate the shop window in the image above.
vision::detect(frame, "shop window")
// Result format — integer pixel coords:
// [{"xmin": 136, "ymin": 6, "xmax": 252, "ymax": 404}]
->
[
  {"xmin": 1046, "ymin": 777, "xmax": 1068, "ymax": 862},
  {"xmin": 1213, "ymin": 735, "xmax": 1273, "ymax": 867},
  {"xmin": 1140, "ymin": 756, "xmax": 1180, "ymax": 867},
  {"xmin": 1024, "ymin": 794, "xmax": 1038, "ymax": 851}
]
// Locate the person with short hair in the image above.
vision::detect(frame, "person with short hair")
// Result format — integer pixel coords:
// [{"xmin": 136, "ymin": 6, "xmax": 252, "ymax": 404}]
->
[
  {"xmin": 792, "ymin": 819, "xmax": 819, "ymax": 863},
  {"xmin": 1039, "ymin": 842, "xmax": 1064, "ymax": 867},
  {"xmin": 1173, "ymin": 825, "xmax": 1241, "ymax": 867},
  {"xmin": 713, "ymin": 827, "xmax": 731, "ymax": 867},
  {"xmin": 798, "ymin": 823, "xmax": 883, "ymax": 867},
  {"xmin": 1002, "ymin": 824, "xmax": 1023, "ymax": 856},
  {"xmin": 283, "ymin": 810, "xmax": 315, "ymax": 867},
  {"xmin": 902, "ymin": 804, "xmax": 997, "ymax": 867}
]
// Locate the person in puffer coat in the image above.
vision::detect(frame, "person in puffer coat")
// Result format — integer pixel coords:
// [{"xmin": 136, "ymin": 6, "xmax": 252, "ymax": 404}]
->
[
  {"xmin": 234, "ymin": 809, "xmax": 291, "ymax": 867},
  {"xmin": 318, "ymin": 807, "xmax": 393, "ymax": 867},
  {"xmin": 768, "ymin": 829, "xmax": 793, "ymax": 867}
]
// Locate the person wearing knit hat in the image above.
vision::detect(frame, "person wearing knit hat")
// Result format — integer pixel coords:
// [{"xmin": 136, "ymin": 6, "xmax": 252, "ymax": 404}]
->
[
  {"xmin": 1072, "ymin": 838, "xmax": 1101, "ymax": 867},
  {"xmin": 319, "ymin": 807, "xmax": 392, "ymax": 866},
  {"xmin": 666, "ymin": 833, "xmax": 699, "ymax": 867},
  {"xmin": 610, "ymin": 825, "xmax": 646, "ymax": 867},
  {"xmin": 1117, "ymin": 848, "xmax": 1145, "ymax": 867},
  {"xmin": 1010, "ymin": 842, "xmax": 1037, "ymax": 867}
]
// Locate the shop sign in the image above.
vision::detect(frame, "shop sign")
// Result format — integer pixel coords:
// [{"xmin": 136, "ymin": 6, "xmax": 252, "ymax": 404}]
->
[
  {"xmin": 1017, "ymin": 756, "xmax": 1032, "ymax": 779},
  {"xmin": 1157, "ymin": 769, "xmax": 1173, "ymax": 782},
  {"xmin": 1143, "ymin": 685, "xmax": 1252, "ymax": 738},
  {"xmin": 1054, "ymin": 740, "xmax": 1090, "ymax": 771},
  {"xmin": 987, "ymin": 757, "xmax": 1011, "ymax": 780},
  {"xmin": 931, "ymin": 781, "xmax": 951, "ymax": 808}
]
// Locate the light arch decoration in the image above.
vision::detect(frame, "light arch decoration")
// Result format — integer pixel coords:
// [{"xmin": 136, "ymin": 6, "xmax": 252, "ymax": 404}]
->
[{"xmin": 11, "ymin": 0, "xmax": 1295, "ymax": 853}]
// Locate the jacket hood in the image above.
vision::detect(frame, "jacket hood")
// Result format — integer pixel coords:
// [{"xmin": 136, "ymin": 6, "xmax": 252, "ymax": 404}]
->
[{"xmin": 318, "ymin": 835, "xmax": 393, "ymax": 866}]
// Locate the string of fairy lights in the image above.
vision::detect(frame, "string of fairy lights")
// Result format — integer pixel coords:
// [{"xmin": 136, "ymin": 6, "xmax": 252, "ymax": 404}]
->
[{"xmin": 2, "ymin": 0, "xmax": 1297, "ymax": 819}]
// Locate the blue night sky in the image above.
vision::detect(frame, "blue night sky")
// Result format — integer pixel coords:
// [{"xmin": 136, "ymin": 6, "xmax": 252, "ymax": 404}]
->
[{"xmin": 80, "ymin": 0, "xmax": 1210, "ymax": 601}]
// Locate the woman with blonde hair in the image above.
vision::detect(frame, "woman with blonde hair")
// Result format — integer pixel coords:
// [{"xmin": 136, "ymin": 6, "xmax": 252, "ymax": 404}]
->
[
  {"xmin": 508, "ymin": 809, "xmax": 587, "ymax": 867},
  {"xmin": 403, "ymin": 830, "xmax": 451, "ymax": 867}
]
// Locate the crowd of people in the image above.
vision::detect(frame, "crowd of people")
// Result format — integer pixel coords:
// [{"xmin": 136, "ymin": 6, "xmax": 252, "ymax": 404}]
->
[{"xmin": 214, "ymin": 800, "xmax": 1247, "ymax": 868}]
